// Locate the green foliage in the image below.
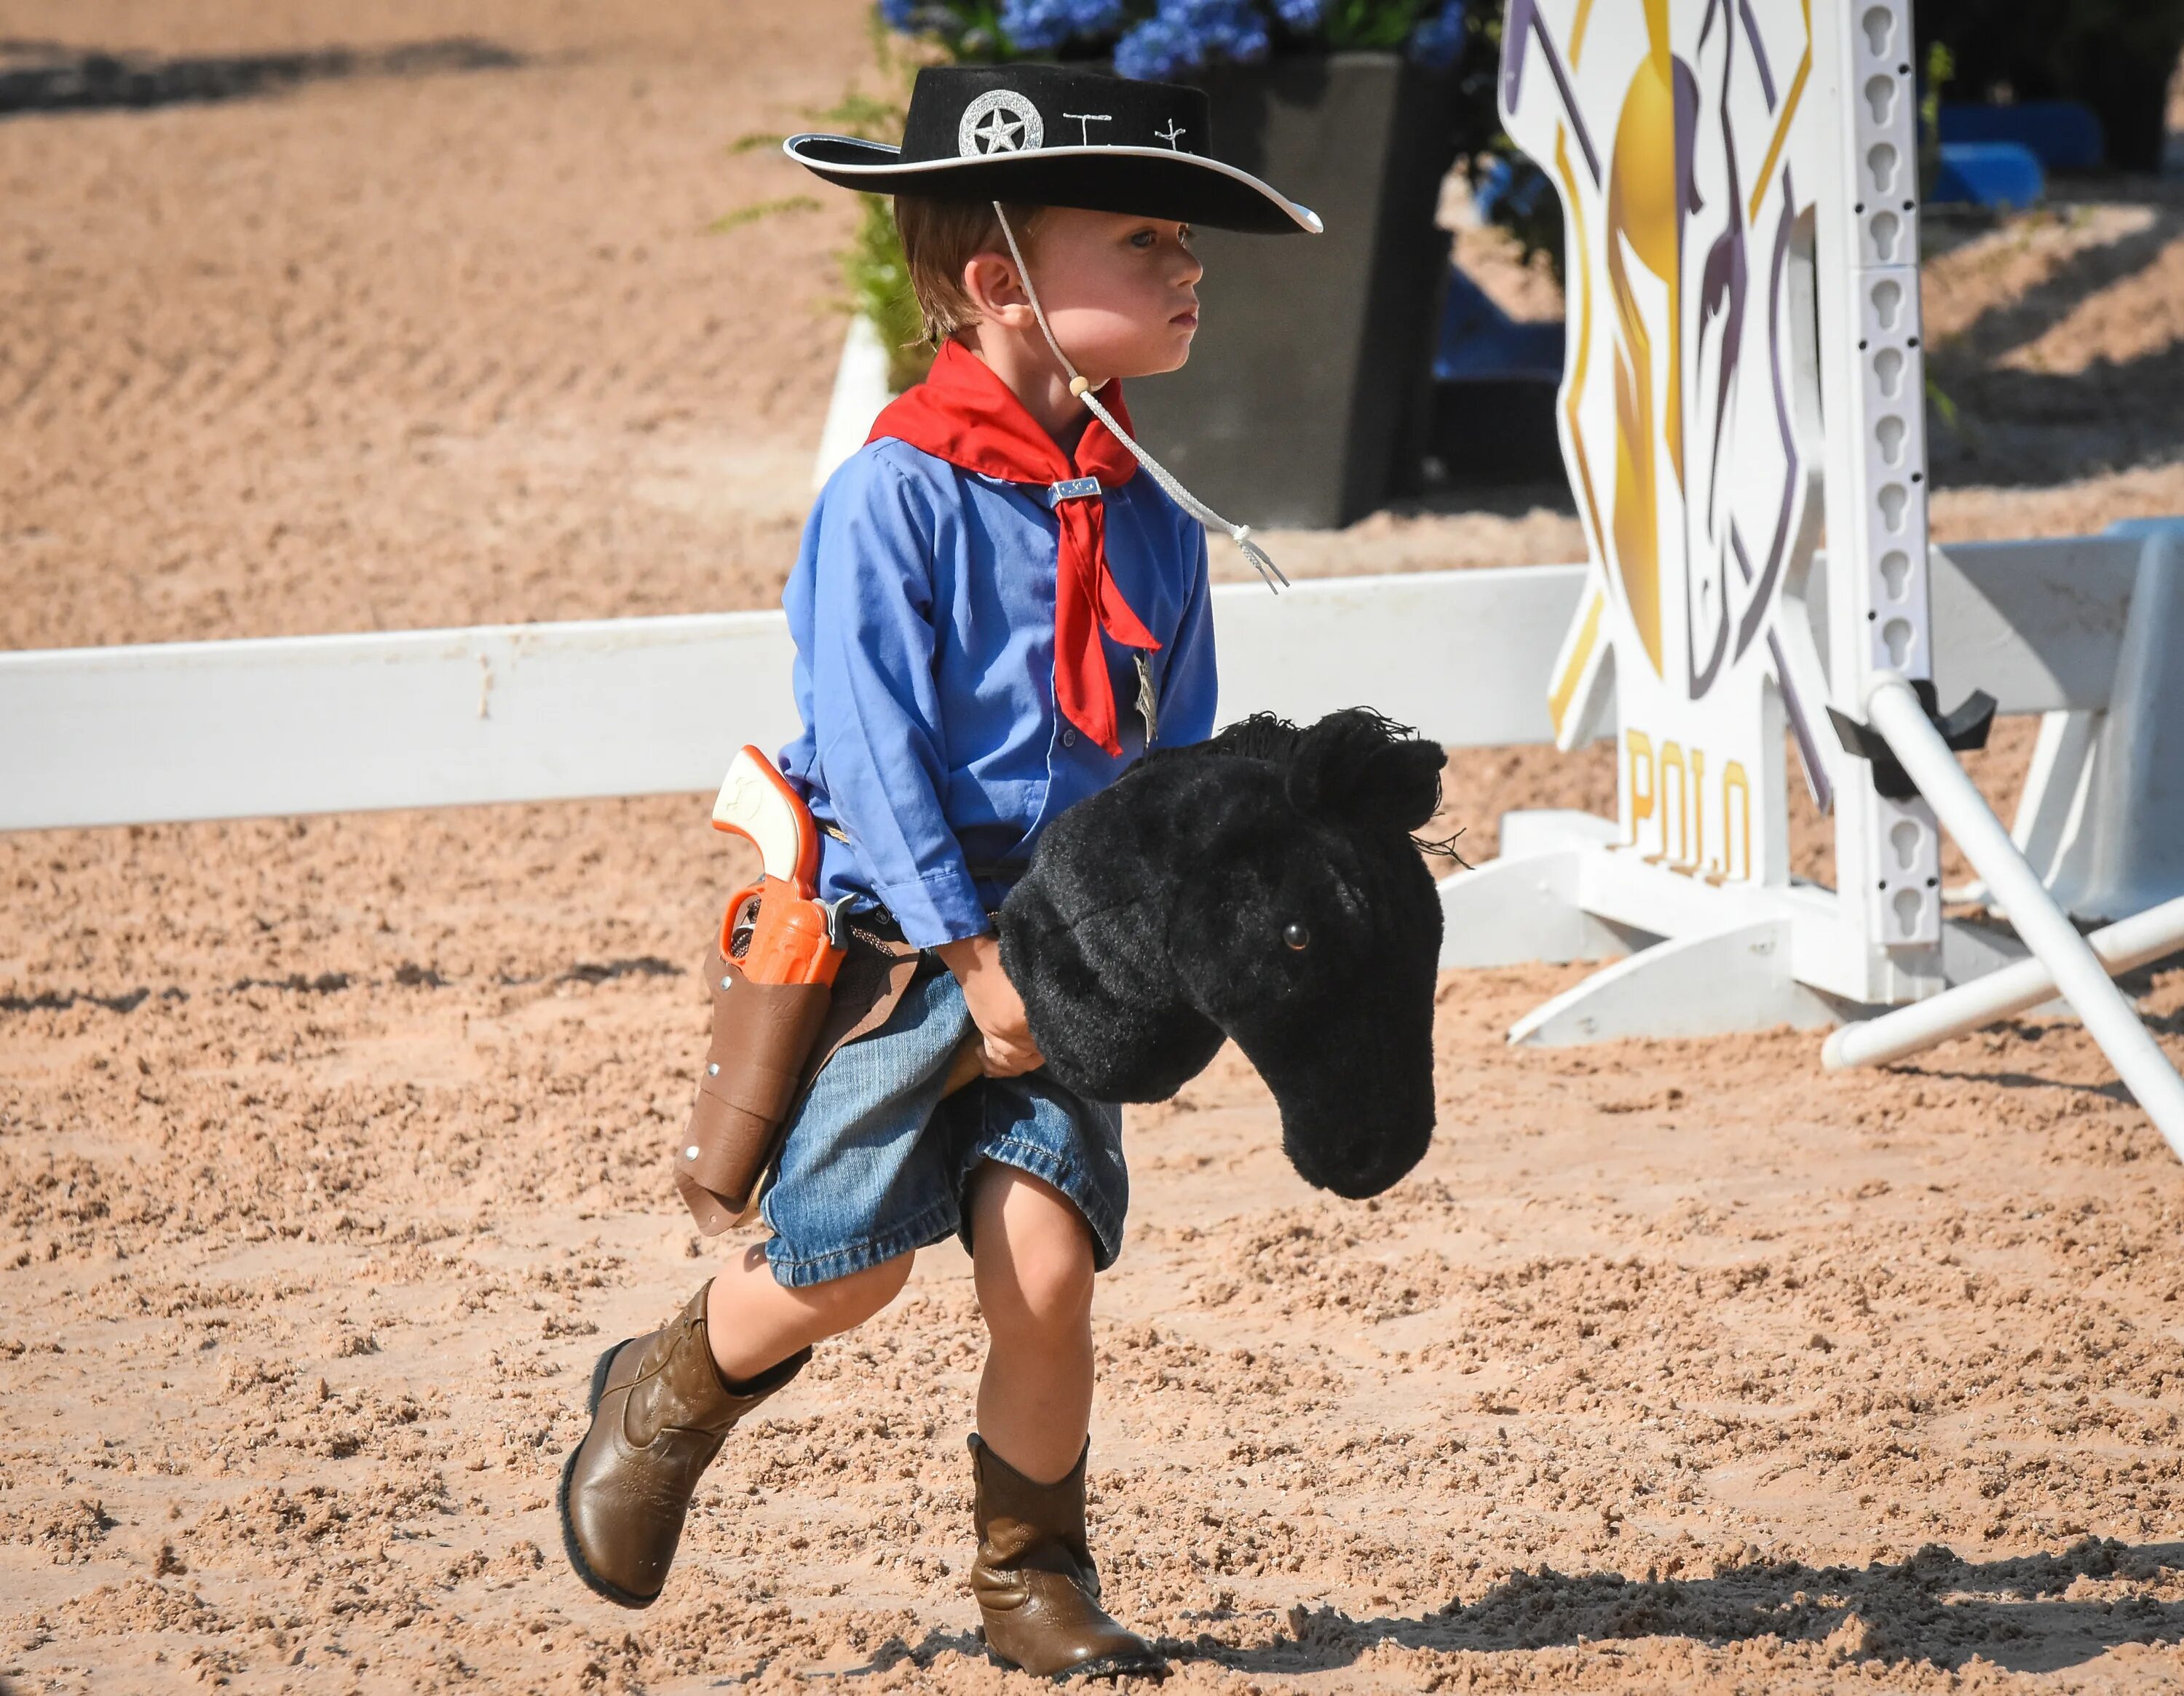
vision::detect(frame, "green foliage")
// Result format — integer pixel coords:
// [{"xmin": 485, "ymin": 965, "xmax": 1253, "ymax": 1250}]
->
[
  {"xmin": 1926, "ymin": 375, "xmax": 1961, "ymax": 437},
  {"xmin": 706, "ymin": 195, "xmax": 821, "ymax": 233},
  {"xmin": 1321, "ymin": 0, "xmax": 1434, "ymax": 53},
  {"xmin": 713, "ymin": 17, "xmax": 933, "ymax": 392},
  {"xmin": 810, "ymin": 87, "xmax": 911, "ymax": 141},
  {"xmin": 827, "ymin": 24, "xmax": 935, "ymax": 392},
  {"xmin": 843, "ymin": 195, "xmax": 936, "ymax": 392},
  {"xmin": 1919, "ymin": 41, "xmax": 1952, "ymax": 151},
  {"xmin": 1915, "ymin": 39, "xmax": 1952, "ymax": 202},
  {"xmin": 893, "ymin": 0, "xmax": 1010, "ymax": 63}
]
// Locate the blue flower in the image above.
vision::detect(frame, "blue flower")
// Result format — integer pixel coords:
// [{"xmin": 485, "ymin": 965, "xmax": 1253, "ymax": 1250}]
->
[
  {"xmin": 1000, "ymin": 0, "xmax": 1126, "ymax": 51},
  {"xmin": 877, "ymin": 0, "xmax": 984, "ymax": 38},
  {"xmin": 1115, "ymin": 0, "xmax": 1270, "ymax": 79},
  {"xmin": 1271, "ymin": 0, "xmax": 1324, "ymax": 30},
  {"xmin": 1114, "ymin": 17, "xmax": 1190, "ymax": 79},
  {"xmin": 1406, "ymin": 0, "xmax": 1467, "ymax": 68}
]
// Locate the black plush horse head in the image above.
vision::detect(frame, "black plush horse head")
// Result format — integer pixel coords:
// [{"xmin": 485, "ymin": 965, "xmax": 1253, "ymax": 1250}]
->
[{"xmin": 999, "ymin": 709, "xmax": 1447, "ymax": 1200}]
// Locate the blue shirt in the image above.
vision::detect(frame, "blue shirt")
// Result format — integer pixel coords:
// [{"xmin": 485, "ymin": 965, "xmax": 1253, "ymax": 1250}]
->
[{"xmin": 777, "ymin": 436, "xmax": 1217, "ymax": 949}]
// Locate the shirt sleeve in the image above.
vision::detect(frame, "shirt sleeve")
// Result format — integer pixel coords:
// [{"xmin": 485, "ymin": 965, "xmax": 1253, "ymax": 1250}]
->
[
  {"xmin": 1155, "ymin": 523, "xmax": 1218, "ymax": 748},
  {"xmin": 808, "ymin": 455, "xmax": 990, "ymax": 948}
]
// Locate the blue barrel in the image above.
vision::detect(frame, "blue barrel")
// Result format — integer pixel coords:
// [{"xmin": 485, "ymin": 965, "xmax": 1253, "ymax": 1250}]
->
[
  {"xmin": 1938, "ymin": 100, "xmax": 2104, "ymax": 172},
  {"xmin": 1931, "ymin": 141, "xmax": 2046, "ymax": 211}
]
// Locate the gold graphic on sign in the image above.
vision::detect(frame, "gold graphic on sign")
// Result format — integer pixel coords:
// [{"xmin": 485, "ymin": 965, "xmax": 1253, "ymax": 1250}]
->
[
  {"xmin": 1503, "ymin": 0, "xmax": 1826, "ymax": 883},
  {"xmin": 1606, "ymin": 0, "xmax": 1680, "ymax": 678}
]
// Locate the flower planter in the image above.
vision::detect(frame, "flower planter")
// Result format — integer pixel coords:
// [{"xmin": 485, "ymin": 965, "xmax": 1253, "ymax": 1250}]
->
[{"xmin": 1123, "ymin": 50, "xmax": 1458, "ymax": 531}]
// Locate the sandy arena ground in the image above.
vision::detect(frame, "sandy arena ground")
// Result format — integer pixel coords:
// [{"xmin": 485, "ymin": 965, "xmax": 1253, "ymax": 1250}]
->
[{"xmin": 7, "ymin": 5, "xmax": 2184, "ymax": 1692}]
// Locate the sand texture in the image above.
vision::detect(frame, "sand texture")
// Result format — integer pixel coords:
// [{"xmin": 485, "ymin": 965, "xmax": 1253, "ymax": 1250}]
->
[{"xmin": 7, "ymin": 5, "xmax": 2184, "ymax": 1692}]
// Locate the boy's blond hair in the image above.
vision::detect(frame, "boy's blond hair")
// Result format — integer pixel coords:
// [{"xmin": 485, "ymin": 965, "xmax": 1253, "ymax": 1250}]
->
[{"xmin": 895, "ymin": 196, "xmax": 1048, "ymax": 344}]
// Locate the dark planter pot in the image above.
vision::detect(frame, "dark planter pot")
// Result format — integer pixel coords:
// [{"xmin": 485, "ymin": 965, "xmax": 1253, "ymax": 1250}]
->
[
  {"xmin": 1431, "ymin": 378, "xmax": 1563, "ymax": 485},
  {"xmin": 1124, "ymin": 52, "xmax": 1457, "ymax": 531}
]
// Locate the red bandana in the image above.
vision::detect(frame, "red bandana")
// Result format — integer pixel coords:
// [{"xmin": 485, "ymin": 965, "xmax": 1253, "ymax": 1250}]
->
[{"xmin": 869, "ymin": 339, "xmax": 1159, "ymax": 758}]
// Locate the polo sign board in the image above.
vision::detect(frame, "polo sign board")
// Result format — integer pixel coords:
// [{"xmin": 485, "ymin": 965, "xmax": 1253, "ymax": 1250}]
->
[{"xmin": 1503, "ymin": 0, "xmax": 1830, "ymax": 888}]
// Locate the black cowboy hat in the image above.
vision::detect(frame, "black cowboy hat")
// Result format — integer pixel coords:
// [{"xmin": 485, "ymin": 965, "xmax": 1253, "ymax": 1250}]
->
[{"xmin": 784, "ymin": 64, "xmax": 1321, "ymax": 236}]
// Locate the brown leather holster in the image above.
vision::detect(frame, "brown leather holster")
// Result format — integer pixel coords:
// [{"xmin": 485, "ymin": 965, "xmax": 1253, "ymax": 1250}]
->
[{"xmin": 674, "ymin": 918, "xmax": 925, "ymax": 1235}]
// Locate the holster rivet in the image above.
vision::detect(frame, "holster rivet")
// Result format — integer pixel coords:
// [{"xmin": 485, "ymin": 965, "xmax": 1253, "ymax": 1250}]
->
[
  {"xmin": 685, "ymin": 1146, "xmax": 700, "ymax": 1160},
  {"xmin": 708, "ymin": 1062, "xmax": 720, "ymax": 1076}
]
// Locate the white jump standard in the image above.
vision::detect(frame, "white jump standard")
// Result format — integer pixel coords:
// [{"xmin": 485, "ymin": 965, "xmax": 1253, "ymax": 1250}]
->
[
  {"xmin": 1439, "ymin": 0, "xmax": 2184, "ymax": 1138},
  {"xmin": 1446, "ymin": 0, "xmax": 1966, "ymax": 1037}
]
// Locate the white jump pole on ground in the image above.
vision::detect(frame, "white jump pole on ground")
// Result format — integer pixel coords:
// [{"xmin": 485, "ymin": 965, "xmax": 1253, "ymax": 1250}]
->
[
  {"xmin": 1824, "ymin": 894, "xmax": 2184, "ymax": 1072},
  {"xmin": 1853, "ymin": 672, "xmax": 2184, "ymax": 1154}
]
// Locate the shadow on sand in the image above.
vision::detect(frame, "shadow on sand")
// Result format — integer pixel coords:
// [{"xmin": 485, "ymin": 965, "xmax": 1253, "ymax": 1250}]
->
[
  {"xmin": 1926, "ymin": 194, "xmax": 2184, "ymax": 488},
  {"xmin": 0, "ymin": 37, "xmax": 520, "ymax": 118},
  {"xmin": 1197, "ymin": 1539, "xmax": 2184, "ymax": 1679},
  {"xmin": 834, "ymin": 1539, "xmax": 2184, "ymax": 1679}
]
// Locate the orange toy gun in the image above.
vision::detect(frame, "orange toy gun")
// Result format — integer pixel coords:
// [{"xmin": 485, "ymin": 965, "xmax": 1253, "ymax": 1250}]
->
[
  {"xmin": 677, "ymin": 748, "xmax": 854, "ymax": 1234},
  {"xmin": 710, "ymin": 745, "xmax": 986, "ymax": 1099},
  {"xmin": 710, "ymin": 747, "xmax": 851, "ymax": 986}
]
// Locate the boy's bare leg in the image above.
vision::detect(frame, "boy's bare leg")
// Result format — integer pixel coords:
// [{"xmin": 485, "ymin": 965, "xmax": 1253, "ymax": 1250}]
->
[
  {"xmin": 970, "ymin": 1162, "xmax": 1095, "ymax": 1482},
  {"xmin": 706, "ymin": 1242, "xmax": 913, "ymax": 1383},
  {"xmin": 962, "ymin": 1162, "xmax": 1160, "ymax": 1676}
]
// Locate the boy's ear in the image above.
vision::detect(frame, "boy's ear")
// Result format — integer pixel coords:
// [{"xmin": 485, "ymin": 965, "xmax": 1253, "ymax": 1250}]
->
[{"xmin": 961, "ymin": 251, "xmax": 1029, "ymax": 322}]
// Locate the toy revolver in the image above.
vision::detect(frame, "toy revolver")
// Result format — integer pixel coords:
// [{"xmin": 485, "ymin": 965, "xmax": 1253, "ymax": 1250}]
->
[
  {"xmin": 676, "ymin": 749, "xmax": 858, "ymax": 1235},
  {"xmin": 710, "ymin": 747, "xmax": 852, "ymax": 987},
  {"xmin": 683, "ymin": 751, "xmax": 981, "ymax": 1242}
]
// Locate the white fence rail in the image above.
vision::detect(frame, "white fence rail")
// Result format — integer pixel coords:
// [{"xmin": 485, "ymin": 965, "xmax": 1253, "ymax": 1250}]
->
[
  {"xmin": 0, "ymin": 568, "xmax": 1585, "ymax": 832},
  {"xmin": 0, "ymin": 538, "xmax": 2140, "ymax": 833}
]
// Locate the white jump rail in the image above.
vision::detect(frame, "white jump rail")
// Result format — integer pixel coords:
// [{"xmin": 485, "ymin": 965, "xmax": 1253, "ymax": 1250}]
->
[
  {"xmin": 0, "ymin": 541, "xmax": 2124, "ymax": 835},
  {"xmin": 0, "ymin": 538, "xmax": 2144, "ymax": 836},
  {"xmin": 0, "ymin": 567, "xmax": 1586, "ymax": 832},
  {"xmin": 1824, "ymin": 893, "xmax": 2184, "ymax": 1073},
  {"xmin": 1854, "ymin": 673, "xmax": 2184, "ymax": 1155}
]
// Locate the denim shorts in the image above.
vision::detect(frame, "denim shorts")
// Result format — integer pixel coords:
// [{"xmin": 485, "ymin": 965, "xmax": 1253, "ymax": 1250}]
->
[{"xmin": 757, "ymin": 959, "xmax": 1128, "ymax": 1288}]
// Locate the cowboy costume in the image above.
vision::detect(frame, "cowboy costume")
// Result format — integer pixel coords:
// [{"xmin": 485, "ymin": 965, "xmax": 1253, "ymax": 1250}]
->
[{"xmin": 561, "ymin": 63, "xmax": 1319, "ymax": 1679}]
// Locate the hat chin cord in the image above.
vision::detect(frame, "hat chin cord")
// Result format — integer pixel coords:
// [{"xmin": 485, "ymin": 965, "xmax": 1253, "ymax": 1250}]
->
[{"xmin": 992, "ymin": 202, "xmax": 1286, "ymax": 593}]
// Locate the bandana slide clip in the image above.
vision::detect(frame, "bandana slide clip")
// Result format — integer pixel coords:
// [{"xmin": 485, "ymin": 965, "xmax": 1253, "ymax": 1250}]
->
[{"xmin": 1048, "ymin": 475, "xmax": 1102, "ymax": 505}]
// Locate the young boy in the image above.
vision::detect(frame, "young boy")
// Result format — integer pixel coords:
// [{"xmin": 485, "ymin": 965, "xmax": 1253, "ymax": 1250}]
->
[{"xmin": 561, "ymin": 64, "xmax": 1319, "ymax": 1679}]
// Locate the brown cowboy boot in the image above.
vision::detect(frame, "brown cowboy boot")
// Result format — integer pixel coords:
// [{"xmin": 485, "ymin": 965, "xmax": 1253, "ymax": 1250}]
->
[
  {"xmin": 968, "ymin": 1434, "xmax": 1168, "ymax": 1680},
  {"xmin": 558, "ymin": 1281, "xmax": 808, "ymax": 1608}
]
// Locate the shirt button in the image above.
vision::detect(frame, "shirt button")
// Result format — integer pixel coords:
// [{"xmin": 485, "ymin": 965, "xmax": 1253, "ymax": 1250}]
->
[{"xmin": 1061, "ymin": 729, "xmax": 1076, "ymax": 748}]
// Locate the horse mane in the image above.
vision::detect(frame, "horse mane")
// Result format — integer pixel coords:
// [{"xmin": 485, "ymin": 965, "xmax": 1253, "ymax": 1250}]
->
[
  {"xmin": 1144, "ymin": 708, "xmax": 1421, "ymax": 772},
  {"xmin": 1136, "ymin": 708, "xmax": 1462, "ymax": 857},
  {"xmin": 1203, "ymin": 711, "xmax": 1308, "ymax": 764}
]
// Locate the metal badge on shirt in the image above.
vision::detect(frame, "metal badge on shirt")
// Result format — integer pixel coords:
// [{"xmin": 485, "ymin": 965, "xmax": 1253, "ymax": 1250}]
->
[{"xmin": 1133, "ymin": 650, "xmax": 1158, "ymax": 747}]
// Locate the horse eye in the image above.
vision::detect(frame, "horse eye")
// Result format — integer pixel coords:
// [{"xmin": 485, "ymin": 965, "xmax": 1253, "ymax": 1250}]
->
[{"xmin": 1283, "ymin": 922, "xmax": 1310, "ymax": 951}]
